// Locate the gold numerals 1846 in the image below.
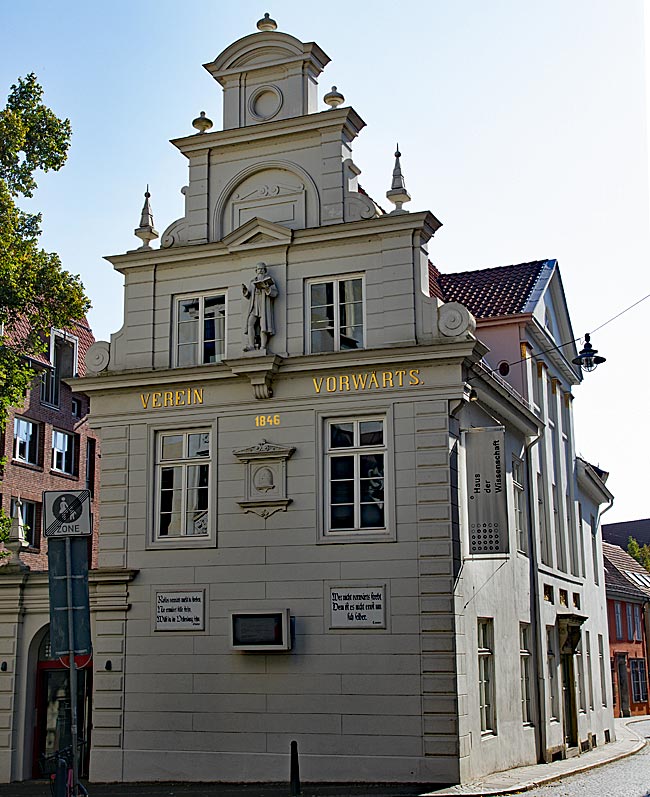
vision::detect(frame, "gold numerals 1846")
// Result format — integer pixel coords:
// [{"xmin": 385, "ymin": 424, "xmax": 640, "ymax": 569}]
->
[{"xmin": 255, "ymin": 414, "xmax": 280, "ymax": 427}]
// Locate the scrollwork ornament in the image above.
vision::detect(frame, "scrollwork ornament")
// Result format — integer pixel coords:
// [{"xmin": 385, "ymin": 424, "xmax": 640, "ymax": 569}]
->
[
  {"xmin": 438, "ymin": 302, "xmax": 475, "ymax": 337},
  {"xmin": 85, "ymin": 341, "xmax": 110, "ymax": 373}
]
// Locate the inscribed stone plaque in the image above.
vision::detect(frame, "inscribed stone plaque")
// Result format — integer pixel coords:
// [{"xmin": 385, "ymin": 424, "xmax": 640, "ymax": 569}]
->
[
  {"xmin": 330, "ymin": 586, "xmax": 386, "ymax": 628},
  {"xmin": 155, "ymin": 590, "xmax": 205, "ymax": 631}
]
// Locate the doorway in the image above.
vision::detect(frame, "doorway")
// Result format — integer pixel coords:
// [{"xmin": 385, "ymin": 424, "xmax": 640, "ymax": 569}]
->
[
  {"xmin": 31, "ymin": 630, "xmax": 92, "ymax": 778},
  {"xmin": 560, "ymin": 653, "xmax": 578, "ymax": 748},
  {"xmin": 616, "ymin": 653, "xmax": 631, "ymax": 717}
]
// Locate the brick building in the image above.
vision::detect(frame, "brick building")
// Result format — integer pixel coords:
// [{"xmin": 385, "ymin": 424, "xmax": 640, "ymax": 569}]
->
[
  {"xmin": 0, "ymin": 318, "xmax": 100, "ymax": 777},
  {"xmin": 1, "ymin": 319, "xmax": 100, "ymax": 569},
  {"xmin": 602, "ymin": 542, "xmax": 650, "ymax": 717}
]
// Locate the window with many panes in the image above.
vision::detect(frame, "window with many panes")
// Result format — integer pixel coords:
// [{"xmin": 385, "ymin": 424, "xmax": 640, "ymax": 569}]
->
[
  {"xmin": 627, "ymin": 603, "xmax": 634, "ymax": 641},
  {"xmin": 51, "ymin": 430, "xmax": 76, "ymax": 475},
  {"xmin": 308, "ymin": 277, "xmax": 364, "ymax": 353},
  {"xmin": 478, "ymin": 619, "xmax": 496, "ymax": 734},
  {"xmin": 576, "ymin": 639, "xmax": 586, "ymax": 712},
  {"xmin": 614, "ymin": 601, "xmax": 623, "ymax": 639},
  {"xmin": 586, "ymin": 630, "xmax": 594, "ymax": 710},
  {"xmin": 520, "ymin": 624, "xmax": 533, "ymax": 724},
  {"xmin": 325, "ymin": 417, "xmax": 385, "ymax": 534},
  {"xmin": 175, "ymin": 294, "xmax": 226, "ymax": 367},
  {"xmin": 630, "ymin": 659, "xmax": 648, "ymax": 703},
  {"xmin": 41, "ymin": 332, "xmax": 77, "ymax": 407},
  {"xmin": 598, "ymin": 634, "xmax": 608, "ymax": 706},
  {"xmin": 547, "ymin": 626, "xmax": 560, "ymax": 719},
  {"xmin": 10, "ymin": 497, "xmax": 39, "ymax": 548},
  {"xmin": 634, "ymin": 604, "xmax": 642, "ymax": 641},
  {"xmin": 156, "ymin": 430, "xmax": 210, "ymax": 539},
  {"xmin": 513, "ymin": 458, "xmax": 526, "ymax": 553},
  {"xmin": 13, "ymin": 417, "xmax": 39, "ymax": 465}
]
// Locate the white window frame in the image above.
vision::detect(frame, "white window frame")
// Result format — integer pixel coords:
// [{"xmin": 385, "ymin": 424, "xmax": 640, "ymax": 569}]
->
[
  {"xmin": 520, "ymin": 624, "xmax": 533, "ymax": 724},
  {"xmin": 174, "ymin": 292, "xmax": 227, "ymax": 367},
  {"xmin": 614, "ymin": 601, "xmax": 623, "ymax": 639},
  {"xmin": 586, "ymin": 630, "xmax": 594, "ymax": 710},
  {"xmin": 41, "ymin": 330, "xmax": 78, "ymax": 407},
  {"xmin": 478, "ymin": 618, "xmax": 496, "ymax": 734},
  {"xmin": 547, "ymin": 626, "xmax": 560, "ymax": 720},
  {"xmin": 13, "ymin": 417, "xmax": 40, "ymax": 465},
  {"xmin": 51, "ymin": 429, "xmax": 76, "ymax": 475},
  {"xmin": 154, "ymin": 429, "xmax": 212, "ymax": 544},
  {"xmin": 630, "ymin": 659, "xmax": 648, "ymax": 703},
  {"xmin": 513, "ymin": 458, "xmax": 526, "ymax": 553},
  {"xmin": 576, "ymin": 639, "xmax": 586, "ymax": 712},
  {"xmin": 626, "ymin": 603, "xmax": 634, "ymax": 642},
  {"xmin": 598, "ymin": 634, "xmax": 608, "ymax": 706},
  {"xmin": 306, "ymin": 275, "xmax": 365, "ymax": 354},
  {"xmin": 634, "ymin": 604, "xmax": 642, "ymax": 641},
  {"xmin": 323, "ymin": 416, "xmax": 387, "ymax": 538}
]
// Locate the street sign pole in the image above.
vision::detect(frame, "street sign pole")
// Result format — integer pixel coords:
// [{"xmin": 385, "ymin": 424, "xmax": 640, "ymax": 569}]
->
[
  {"xmin": 45, "ymin": 490, "xmax": 93, "ymax": 797},
  {"xmin": 64, "ymin": 537, "xmax": 80, "ymax": 796}
]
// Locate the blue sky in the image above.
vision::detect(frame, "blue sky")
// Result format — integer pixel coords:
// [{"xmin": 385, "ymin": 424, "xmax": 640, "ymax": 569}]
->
[{"xmin": 3, "ymin": 1, "xmax": 649, "ymax": 522}]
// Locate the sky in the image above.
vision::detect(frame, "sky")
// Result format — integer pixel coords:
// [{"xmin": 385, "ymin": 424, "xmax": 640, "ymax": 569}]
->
[{"xmin": 3, "ymin": 1, "xmax": 649, "ymax": 524}]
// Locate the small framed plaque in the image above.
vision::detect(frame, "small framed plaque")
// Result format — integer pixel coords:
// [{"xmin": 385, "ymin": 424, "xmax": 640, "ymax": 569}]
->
[{"xmin": 230, "ymin": 609, "xmax": 291, "ymax": 651}]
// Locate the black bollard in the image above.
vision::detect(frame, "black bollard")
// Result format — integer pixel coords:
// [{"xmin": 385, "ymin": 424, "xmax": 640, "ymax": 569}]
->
[{"xmin": 290, "ymin": 739, "xmax": 301, "ymax": 796}]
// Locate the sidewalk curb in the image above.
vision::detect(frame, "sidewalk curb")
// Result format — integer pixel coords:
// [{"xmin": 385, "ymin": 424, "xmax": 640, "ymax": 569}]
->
[{"xmin": 422, "ymin": 718, "xmax": 649, "ymax": 796}]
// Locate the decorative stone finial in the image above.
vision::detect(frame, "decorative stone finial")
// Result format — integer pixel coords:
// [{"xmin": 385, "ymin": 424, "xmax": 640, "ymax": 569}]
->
[
  {"xmin": 192, "ymin": 111, "xmax": 213, "ymax": 134},
  {"xmin": 386, "ymin": 144, "xmax": 411, "ymax": 214},
  {"xmin": 324, "ymin": 86, "xmax": 345, "ymax": 109},
  {"xmin": 134, "ymin": 186, "xmax": 159, "ymax": 250},
  {"xmin": 257, "ymin": 12, "xmax": 277, "ymax": 31}
]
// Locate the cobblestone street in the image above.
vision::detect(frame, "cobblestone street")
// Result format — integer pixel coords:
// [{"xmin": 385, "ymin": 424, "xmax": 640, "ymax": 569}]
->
[{"xmin": 507, "ymin": 720, "xmax": 650, "ymax": 797}]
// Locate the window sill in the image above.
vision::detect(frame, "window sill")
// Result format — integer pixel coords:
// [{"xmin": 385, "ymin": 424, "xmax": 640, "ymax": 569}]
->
[
  {"xmin": 50, "ymin": 469, "xmax": 78, "ymax": 480},
  {"xmin": 480, "ymin": 731, "xmax": 498, "ymax": 740},
  {"xmin": 320, "ymin": 529, "xmax": 395, "ymax": 544},
  {"xmin": 11, "ymin": 459, "xmax": 43, "ymax": 472},
  {"xmin": 148, "ymin": 536, "xmax": 216, "ymax": 551}
]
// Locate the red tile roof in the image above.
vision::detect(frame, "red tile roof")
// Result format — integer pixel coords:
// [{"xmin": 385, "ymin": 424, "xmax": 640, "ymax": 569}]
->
[
  {"xmin": 603, "ymin": 542, "xmax": 650, "ymax": 601},
  {"xmin": 431, "ymin": 260, "xmax": 548, "ymax": 318}
]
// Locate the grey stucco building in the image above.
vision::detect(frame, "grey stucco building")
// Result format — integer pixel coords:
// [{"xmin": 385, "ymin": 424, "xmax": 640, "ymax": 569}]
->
[{"xmin": 0, "ymin": 14, "xmax": 615, "ymax": 787}]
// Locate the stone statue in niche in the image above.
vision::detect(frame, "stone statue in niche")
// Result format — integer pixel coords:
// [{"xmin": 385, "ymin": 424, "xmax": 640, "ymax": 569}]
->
[{"xmin": 242, "ymin": 262, "xmax": 278, "ymax": 351}]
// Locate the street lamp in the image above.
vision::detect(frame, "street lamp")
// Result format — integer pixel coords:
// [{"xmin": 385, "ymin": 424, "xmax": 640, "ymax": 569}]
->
[{"xmin": 572, "ymin": 333, "xmax": 606, "ymax": 372}]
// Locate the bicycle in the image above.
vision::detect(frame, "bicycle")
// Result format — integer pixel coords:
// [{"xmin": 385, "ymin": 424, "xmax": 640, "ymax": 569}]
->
[{"xmin": 39, "ymin": 745, "xmax": 88, "ymax": 797}]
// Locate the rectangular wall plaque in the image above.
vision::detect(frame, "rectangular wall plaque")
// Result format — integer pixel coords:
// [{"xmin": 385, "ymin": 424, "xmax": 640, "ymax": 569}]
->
[
  {"xmin": 330, "ymin": 586, "xmax": 386, "ymax": 628},
  {"xmin": 465, "ymin": 427, "xmax": 509, "ymax": 555},
  {"xmin": 155, "ymin": 590, "xmax": 205, "ymax": 631}
]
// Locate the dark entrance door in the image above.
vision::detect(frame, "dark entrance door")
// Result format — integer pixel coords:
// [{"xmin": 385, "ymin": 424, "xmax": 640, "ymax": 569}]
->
[
  {"xmin": 560, "ymin": 653, "xmax": 578, "ymax": 748},
  {"xmin": 616, "ymin": 654, "xmax": 631, "ymax": 717},
  {"xmin": 31, "ymin": 630, "xmax": 92, "ymax": 778}
]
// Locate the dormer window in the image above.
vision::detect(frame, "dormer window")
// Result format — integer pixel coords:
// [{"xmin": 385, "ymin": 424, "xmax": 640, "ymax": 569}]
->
[
  {"xmin": 175, "ymin": 293, "xmax": 226, "ymax": 367},
  {"xmin": 41, "ymin": 331, "xmax": 78, "ymax": 407},
  {"xmin": 307, "ymin": 277, "xmax": 364, "ymax": 353}
]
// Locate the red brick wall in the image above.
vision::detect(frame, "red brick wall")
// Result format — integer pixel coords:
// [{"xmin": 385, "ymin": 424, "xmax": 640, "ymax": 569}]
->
[
  {"xmin": 606, "ymin": 596, "xmax": 650, "ymax": 716},
  {"xmin": 1, "ymin": 375, "xmax": 100, "ymax": 571}
]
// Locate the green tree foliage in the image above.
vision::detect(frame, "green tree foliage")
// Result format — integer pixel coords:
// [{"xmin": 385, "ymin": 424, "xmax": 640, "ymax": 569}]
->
[
  {"xmin": 0, "ymin": 74, "xmax": 90, "ymax": 544},
  {"xmin": 627, "ymin": 536, "xmax": 650, "ymax": 573}
]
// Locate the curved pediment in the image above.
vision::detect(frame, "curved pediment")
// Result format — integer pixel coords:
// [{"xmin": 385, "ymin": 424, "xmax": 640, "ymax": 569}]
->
[
  {"xmin": 215, "ymin": 162, "xmax": 320, "ymax": 240},
  {"xmin": 206, "ymin": 32, "xmax": 309, "ymax": 77},
  {"xmin": 204, "ymin": 29, "xmax": 330, "ymax": 128}
]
